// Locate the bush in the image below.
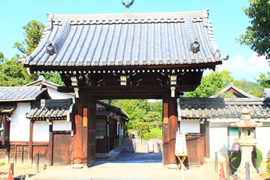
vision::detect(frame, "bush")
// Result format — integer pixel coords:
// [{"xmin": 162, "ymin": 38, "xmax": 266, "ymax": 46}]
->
[
  {"xmin": 136, "ymin": 122, "xmax": 149, "ymax": 137},
  {"xmin": 231, "ymin": 148, "xmax": 263, "ymax": 174},
  {"xmin": 267, "ymin": 162, "xmax": 270, "ymax": 173},
  {"xmin": 143, "ymin": 132, "xmax": 155, "ymax": 140},
  {"xmin": 0, "ymin": 162, "xmax": 5, "ymax": 166}
]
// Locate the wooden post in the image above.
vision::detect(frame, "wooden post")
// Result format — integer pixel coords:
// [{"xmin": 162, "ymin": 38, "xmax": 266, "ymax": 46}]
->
[
  {"xmin": 205, "ymin": 121, "xmax": 210, "ymax": 158},
  {"xmin": 29, "ymin": 120, "xmax": 33, "ymax": 164},
  {"xmin": 226, "ymin": 155, "xmax": 230, "ymax": 176},
  {"xmin": 162, "ymin": 96, "xmax": 169, "ymax": 165},
  {"xmin": 168, "ymin": 97, "xmax": 177, "ymax": 165},
  {"xmin": 72, "ymin": 93, "xmax": 96, "ymax": 167},
  {"xmin": 48, "ymin": 124, "xmax": 53, "ymax": 166},
  {"xmin": 162, "ymin": 95, "xmax": 177, "ymax": 165}
]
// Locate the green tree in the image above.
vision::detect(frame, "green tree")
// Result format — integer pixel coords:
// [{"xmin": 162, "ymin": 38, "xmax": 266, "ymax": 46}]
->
[
  {"xmin": 256, "ymin": 72, "xmax": 270, "ymax": 88},
  {"xmin": 237, "ymin": 0, "xmax": 270, "ymax": 59},
  {"xmin": 38, "ymin": 72, "xmax": 64, "ymax": 86},
  {"xmin": 187, "ymin": 70, "xmax": 234, "ymax": 98},
  {"xmin": 143, "ymin": 112, "xmax": 162, "ymax": 129},
  {"xmin": 14, "ymin": 20, "xmax": 45, "ymax": 55},
  {"xmin": 112, "ymin": 99, "xmax": 147, "ymax": 129},
  {"xmin": 12, "ymin": 20, "xmax": 64, "ymax": 85},
  {"xmin": 0, "ymin": 52, "xmax": 4, "ymax": 63},
  {"xmin": 0, "ymin": 55, "xmax": 36, "ymax": 86},
  {"xmin": 234, "ymin": 79, "xmax": 264, "ymax": 97}
]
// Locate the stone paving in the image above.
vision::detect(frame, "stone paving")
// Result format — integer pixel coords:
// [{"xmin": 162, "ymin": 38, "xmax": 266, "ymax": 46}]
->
[{"xmin": 26, "ymin": 152, "xmax": 216, "ymax": 180}]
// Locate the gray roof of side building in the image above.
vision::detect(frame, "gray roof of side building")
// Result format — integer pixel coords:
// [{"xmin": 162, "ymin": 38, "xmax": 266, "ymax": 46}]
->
[
  {"xmin": 210, "ymin": 83, "xmax": 257, "ymax": 98},
  {"xmin": 262, "ymin": 88, "xmax": 270, "ymax": 98},
  {"xmin": 0, "ymin": 86, "xmax": 48, "ymax": 102},
  {"xmin": 179, "ymin": 97, "xmax": 270, "ymax": 119},
  {"xmin": 18, "ymin": 9, "xmax": 228, "ymax": 70}
]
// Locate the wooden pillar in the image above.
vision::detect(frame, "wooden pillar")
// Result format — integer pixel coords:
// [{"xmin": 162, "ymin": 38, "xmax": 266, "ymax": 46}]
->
[
  {"xmin": 72, "ymin": 96, "xmax": 84, "ymax": 167},
  {"xmin": 72, "ymin": 93, "xmax": 96, "ymax": 167},
  {"xmin": 86, "ymin": 96, "xmax": 96, "ymax": 166},
  {"xmin": 48, "ymin": 124, "xmax": 53, "ymax": 165},
  {"xmin": 29, "ymin": 120, "xmax": 34, "ymax": 164},
  {"xmin": 163, "ymin": 95, "xmax": 178, "ymax": 165},
  {"xmin": 205, "ymin": 121, "xmax": 210, "ymax": 158}
]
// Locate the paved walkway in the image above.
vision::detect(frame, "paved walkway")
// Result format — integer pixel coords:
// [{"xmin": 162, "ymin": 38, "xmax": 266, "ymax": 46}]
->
[{"xmin": 26, "ymin": 152, "xmax": 216, "ymax": 180}]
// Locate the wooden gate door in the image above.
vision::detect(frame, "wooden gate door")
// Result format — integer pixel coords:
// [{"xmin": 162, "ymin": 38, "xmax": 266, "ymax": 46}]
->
[
  {"xmin": 53, "ymin": 132, "xmax": 72, "ymax": 165},
  {"xmin": 186, "ymin": 133, "xmax": 205, "ymax": 165}
]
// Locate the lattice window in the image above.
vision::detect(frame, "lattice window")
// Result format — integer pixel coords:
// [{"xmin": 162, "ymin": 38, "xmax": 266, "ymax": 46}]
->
[{"xmin": 96, "ymin": 116, "xmax": 106, "ymax": 136}]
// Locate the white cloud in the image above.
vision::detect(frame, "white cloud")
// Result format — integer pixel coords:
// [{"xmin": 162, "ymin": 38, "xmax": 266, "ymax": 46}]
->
[{"xmin": 216, "ymin": 53, "xmax": 269, "ymax": 82}]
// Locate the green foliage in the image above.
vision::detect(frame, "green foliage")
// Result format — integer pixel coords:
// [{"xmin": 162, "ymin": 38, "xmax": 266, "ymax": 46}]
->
[
  {"xmin": 0, "ymin": 52, "xmax": 4, "ymax": 63},
  {"xmin": 142, "ymin": 128, "xmax": 163, "ymax": 140},
  {"xmin": 256, "ymin": 72, "xmax": 270, "ymax": 88},
  {"xmin": 136, "ymin": 122, "xmax": 149, "ymax": 137},
  {"xmin": 237, "ymin": 0, "xmax": 270, "ymax": 59},
  {"xmin": 231, "ymin": 148, "xmax": 263, "ymax": 174},
  {"xmin": 143, "ymin": 112, "xmax": 162, "ymax": 128},
  {"xmin": 14, "ymin": 20, "xmax": 45, "ymax": 55},
  {"xmin": 267, "ymin": 162, "xmax": 270, "ymax": 173},
  {"xmin": 233, "ymin": 80, "xmax": 263, "ymax": 97},
  {"xmin": 112, "ymin": 100, "xmax": 147, "ymax": 129},
  {"xmin": 38, "ymin": 72, "xmax": 64, "ymax": 86},
  {"xmin": 187, "ymin": 70, "xmax": 233, "ymax": 97},
  {"xmin": 142, "ymin": 132, "xmax": 155, "ymax": 140},
  {"xmin": 0, "ymin": 56, "xmax": 37, "ymax": 86},
  {"xmin": 0, "ymin": 162, "xmax": 5, "ymax": 166}
]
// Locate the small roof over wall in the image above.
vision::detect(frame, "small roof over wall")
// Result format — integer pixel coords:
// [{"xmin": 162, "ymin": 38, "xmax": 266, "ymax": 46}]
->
[
  {"xmin": 179, "ymin": 97, "xmax": 270, "ymax": 120},
  {"xmin": 19, "ymin": 9, "xmax": 227, "ymax": 71},
  {"xmin": 26, "ymin": 98, "xmax": 74, "ymax": 121}
]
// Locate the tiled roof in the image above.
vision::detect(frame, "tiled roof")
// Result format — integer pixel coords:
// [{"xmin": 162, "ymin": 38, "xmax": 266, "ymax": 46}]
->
[
  {"xmin": 262, "ymin": 88, "xmax": 270, "ymax": 98},
  {"xmin": 19, "ymin": 9, "xmax": 228, "ymax": 69},
  {"xmin": 210, "ymin": 83, "xmax": 257, "ymax": 98},
  {"xmin": 179, "ymin": 97, "xmax": 270, "ymax": 119},
  {"xmin": 0, "ymin": 103, "xmax": 17, "ymax": 114},
  {"xmin": 0, "ymin": 86, "xmax": 47, "ymax": 102},
  {"xmin": 26, "ymin": 98, "xmax": 74, "ymax": 120}
]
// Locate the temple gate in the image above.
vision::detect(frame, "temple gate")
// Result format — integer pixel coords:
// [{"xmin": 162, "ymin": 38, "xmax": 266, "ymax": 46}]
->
[{"xmin": 19, "ymin": 9, "xmax": 228, "ymax": 166}]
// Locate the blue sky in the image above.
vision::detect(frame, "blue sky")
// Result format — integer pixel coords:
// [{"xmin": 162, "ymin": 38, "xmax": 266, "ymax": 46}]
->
[{"xmin": 0, "ymin": 0, "xmax": 268, "ymax": 82}]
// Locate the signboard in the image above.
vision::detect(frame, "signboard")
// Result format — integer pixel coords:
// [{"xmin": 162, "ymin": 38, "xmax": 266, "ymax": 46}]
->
[
  {"xmin": 175, "ymin": 131, "xmax": 187, "ymax": 155},
  {"xmin": 83, "ymin": 108, "xmax": 88, "ymax": 127},
  {"xmin": 164, "ymin": 103, "xmax": 168, "ymax": 124}
]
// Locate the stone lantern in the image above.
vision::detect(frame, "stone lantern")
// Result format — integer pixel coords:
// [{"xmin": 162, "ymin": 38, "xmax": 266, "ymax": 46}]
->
[{"xmin": 231, "ymin": 108, "xmax": 262, "ymax": 180}]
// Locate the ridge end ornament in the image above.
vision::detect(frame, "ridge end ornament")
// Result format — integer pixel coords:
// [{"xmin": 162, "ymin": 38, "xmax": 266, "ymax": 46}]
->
[{"xmin": 121, "ymin": 0, "xmax": 135, "ymax": 9}]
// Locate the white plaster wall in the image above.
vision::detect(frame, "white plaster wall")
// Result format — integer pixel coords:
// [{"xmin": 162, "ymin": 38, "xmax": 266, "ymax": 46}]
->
[
  {"xmin": 209, "ymin": 125, "xmax": 228, "ymax": 160},
  {"xmin": 53, "ymin": 120, "xmax": 71, "ymax": 131},
  {"xmin": 180, "ymin": 120, "xmax": 200, "ymax": 133},
  {"xmin": 47, "ymin": 87, "xmax": 74, "ymax": 99},
  {"xmin": 10, "ymin": 103, "xmax": 30, "ymax": 141},
  {"xmin": 256, "ymin": 127, "xmax": 270, "ymax": 159},
  {"xmin": 33, "ymin": 121, "xmax": 49, "ymax": 142}
]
